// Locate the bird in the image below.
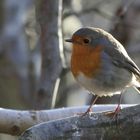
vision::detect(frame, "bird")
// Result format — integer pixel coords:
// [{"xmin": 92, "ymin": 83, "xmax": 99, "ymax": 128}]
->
[{"xmin": 65, "ymin": 27, "xmax": 140, "ymax": 117}]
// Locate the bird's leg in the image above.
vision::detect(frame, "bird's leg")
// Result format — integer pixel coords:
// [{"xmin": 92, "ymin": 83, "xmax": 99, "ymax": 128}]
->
[
  {"xmin": 82, "ymin": 95, "xmax": 99, "ymax": 116},
  {"xmin": 105, "ymin": 91, "xmax": 123, "ymax": 118},
  {"xmin": 112, "ymin": 91, "xmax": 123, "ymax": 118}
]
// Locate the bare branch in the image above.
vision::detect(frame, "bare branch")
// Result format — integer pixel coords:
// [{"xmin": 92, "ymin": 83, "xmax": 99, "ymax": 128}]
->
[
  {"xmin": 19, "ymin": 104, "xmax": 140, "ymax": 140},
  {"xmin": 35, "ymin": 0, "xmax": 63, "ymax": 109},
  {"xmin": 0, "ymin": 105, "xmax": 134, "ymax": 136}
]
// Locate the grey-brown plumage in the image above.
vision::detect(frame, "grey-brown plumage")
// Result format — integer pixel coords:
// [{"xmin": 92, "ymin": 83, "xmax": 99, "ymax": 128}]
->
[{"xmin": 67, "ymin": 27, "xmax": 140, "ymax": 96}]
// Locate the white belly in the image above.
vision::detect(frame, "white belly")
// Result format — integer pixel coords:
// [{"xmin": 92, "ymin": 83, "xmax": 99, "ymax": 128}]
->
[{"xmin": 75, "ymin": 71, "xmax": 132, "ymax": 97}]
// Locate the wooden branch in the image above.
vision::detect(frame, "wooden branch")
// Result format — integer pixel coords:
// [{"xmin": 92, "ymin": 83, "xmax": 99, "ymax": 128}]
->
[
  {"xmin": 0, "ymin": 105, "xmax": 134, "ymax": 135},
  {"xmin": 35, "ymin": 0, "xmax": 63, "ymax": 109},
  {"xmin": 19, "ymin": 104, "xmax": 140, "ymax": 140}
]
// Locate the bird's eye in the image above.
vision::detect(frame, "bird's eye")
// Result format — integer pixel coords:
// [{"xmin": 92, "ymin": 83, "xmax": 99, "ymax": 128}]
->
[{"xmin": 83, "ymin": 38, "xmax": 90, "ymax": 44}]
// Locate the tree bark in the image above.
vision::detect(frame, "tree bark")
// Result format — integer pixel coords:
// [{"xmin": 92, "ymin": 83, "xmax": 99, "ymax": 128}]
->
[
  {"xmin": 19, "ymin": 104, "xmax": 140, "ymax": 140},
  {"xmin": 35, "ymin": 0, "xmax": 63, "ymax": 109},
  {"xmin": 0, "ymin": 105, "xmax": 134, "ymax": 136}
]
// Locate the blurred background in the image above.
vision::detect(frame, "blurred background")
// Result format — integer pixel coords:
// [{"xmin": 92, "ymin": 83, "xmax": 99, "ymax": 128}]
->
[{"xmin": 0, "ymin": 0, "xmax": 140, "ymax": 139}]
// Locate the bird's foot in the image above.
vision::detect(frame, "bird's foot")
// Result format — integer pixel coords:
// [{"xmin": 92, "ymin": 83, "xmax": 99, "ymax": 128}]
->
[
  {"xmin": 76, "ymin": 107, "xmax": 93, "ymax": 117},
  {"xmin": 105, "ymin": 104, "xmax": 121, "ymax": 119},
  {"xmin": 82, "ymin": 107, "xmax": 93, "ymax": 117}
]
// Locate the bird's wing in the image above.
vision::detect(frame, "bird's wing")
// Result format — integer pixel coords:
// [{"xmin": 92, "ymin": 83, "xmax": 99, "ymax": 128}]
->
[{"xmin": 104, "ymin": 36, "xmax": 140, "ymax": 78}]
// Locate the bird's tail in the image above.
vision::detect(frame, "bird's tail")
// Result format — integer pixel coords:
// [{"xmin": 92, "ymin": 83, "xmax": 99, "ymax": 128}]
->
[{"xmin": 134, "ymin": 75, "xmax": 140, "ymax": 93}]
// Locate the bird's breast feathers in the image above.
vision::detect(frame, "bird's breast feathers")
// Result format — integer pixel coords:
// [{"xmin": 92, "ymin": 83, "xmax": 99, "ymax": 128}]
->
[{"xmin": 71, "ymin": 44, "xmax": 103, "ymax": 78}]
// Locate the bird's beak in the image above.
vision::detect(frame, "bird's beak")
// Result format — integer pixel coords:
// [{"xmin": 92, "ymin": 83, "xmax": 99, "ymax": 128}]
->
[{"xmin": 65, "ymin": 38, "xmax": 73, "ymax": 43}]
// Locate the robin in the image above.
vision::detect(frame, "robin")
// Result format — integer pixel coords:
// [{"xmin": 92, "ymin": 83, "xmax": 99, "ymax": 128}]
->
[{"xmin": 65, "ymin": 27, "xmax": 140, "ymax": 117}]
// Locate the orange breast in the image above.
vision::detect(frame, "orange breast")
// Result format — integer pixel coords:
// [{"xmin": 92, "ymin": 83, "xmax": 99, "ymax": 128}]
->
[{"xmin": 71, "ymin": 44, "xmax": 103, "ymax": 78}]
